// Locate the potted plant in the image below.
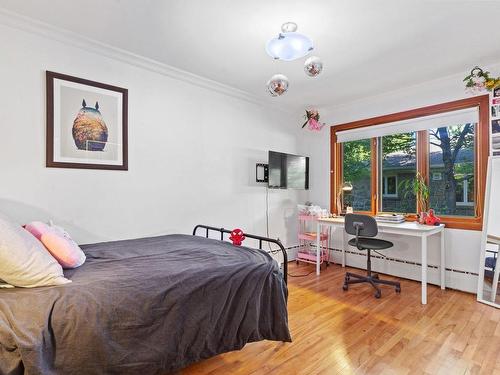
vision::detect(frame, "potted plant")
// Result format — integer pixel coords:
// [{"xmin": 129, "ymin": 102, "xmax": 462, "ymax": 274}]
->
[{"xmin": 401, "ymin": 172, "xmax": 429, "ymax": 223}]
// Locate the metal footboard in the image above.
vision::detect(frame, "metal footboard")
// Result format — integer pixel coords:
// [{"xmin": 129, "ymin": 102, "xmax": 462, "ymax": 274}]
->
[{"xmin": 192, "ymin": 224, "xmax": 288, "ymax": 284}]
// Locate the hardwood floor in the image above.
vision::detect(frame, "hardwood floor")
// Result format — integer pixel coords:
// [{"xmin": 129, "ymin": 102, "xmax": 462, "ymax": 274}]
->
[{"xmin": 180, "ymin": 263, "xmax": 500, "ymax": 374}]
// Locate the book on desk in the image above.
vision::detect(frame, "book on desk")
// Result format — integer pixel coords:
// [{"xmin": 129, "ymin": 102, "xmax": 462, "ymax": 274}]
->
[{"xmin": 374, "ymin": 214, "xmax": 405, "ymax": 224}]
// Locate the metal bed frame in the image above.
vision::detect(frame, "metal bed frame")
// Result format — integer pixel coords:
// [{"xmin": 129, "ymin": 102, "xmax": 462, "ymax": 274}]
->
[{"xmin": 192, "ymin": 224, "xmax": 288, "ymax": 284}]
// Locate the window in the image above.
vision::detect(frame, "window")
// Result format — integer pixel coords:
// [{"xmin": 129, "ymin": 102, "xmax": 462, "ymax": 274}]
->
[
  {"xmin": 342, "ymin": 139, "xmax": 371, "ymax": 212},
  {"xmin": 432, "ymin": 172, "xmax": 442, "ymax": 181},
  {"xmin": 429, "ymin": 124, "xmax": 476, "ymax": 216},
  {"xmin": 331, "ymin": 95, "xmax": 489, "ymax": 230},
  {"xmin": 455, "ymin": 177, "xmax": 474, "ymax": 206},
  {"xmin": 383, "ymin": 176, "xmax": 398, "ymax": 197}
]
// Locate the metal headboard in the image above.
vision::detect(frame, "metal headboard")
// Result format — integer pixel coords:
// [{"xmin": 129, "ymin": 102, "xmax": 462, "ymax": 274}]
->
[{"xmin": 192, "ymin": 224, "xmax": 288, "ymax": 284}]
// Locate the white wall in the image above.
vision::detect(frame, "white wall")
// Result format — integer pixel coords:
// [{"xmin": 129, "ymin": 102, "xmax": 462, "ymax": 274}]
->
[
  {"xmin": 0, "ymin": 23, "xmax": 303, "ymax": 255},
  {"xmin": 299, "ymin": 63, "xmax": 500, "ymax": 293}
]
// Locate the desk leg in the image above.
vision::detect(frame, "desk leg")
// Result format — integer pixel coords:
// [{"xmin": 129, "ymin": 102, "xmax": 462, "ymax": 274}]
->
[
  {"xmin": 440, "ymin": 230, "xmax": 445, "ymax": 290},
  {"xmin": 342, "ymin": 229, "xmax": 347, "ymax": 268},
  {"xmin": 421, "ymin": 234, "xmax": 428, "ymax": 305},
  {"xmin": 316, "ymin": 222, "xmax": 321, "ymax": 276}
]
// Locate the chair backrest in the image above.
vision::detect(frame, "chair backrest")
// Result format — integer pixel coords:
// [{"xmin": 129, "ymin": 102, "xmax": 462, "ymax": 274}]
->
[{"xmin": 345, "ymin": 214, "xmax": 378, "ymax": 237}]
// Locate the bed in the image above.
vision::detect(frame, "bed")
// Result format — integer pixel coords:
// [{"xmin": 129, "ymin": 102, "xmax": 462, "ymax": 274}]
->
[{"xmin": 0, "ymin": 225, "xmax": 291, "ymax": 374}]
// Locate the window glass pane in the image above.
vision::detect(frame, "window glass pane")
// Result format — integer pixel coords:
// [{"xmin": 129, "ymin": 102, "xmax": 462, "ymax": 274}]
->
[
  {"xmin": 429, "ymin": 124, "xmax": 476, "ymax": 216},
  {"xmin": 342, "ymin": 139, "xmax": 371, "ymax": 211},
  {"xmin": 380, "ymin": 132, "xmax": 417, "ymax": 213}
]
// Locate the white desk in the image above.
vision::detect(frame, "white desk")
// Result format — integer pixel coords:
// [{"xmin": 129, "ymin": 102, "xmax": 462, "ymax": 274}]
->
[{"xmin": 316, "ymin": 217, "xmax": 445, "ymax": 305}]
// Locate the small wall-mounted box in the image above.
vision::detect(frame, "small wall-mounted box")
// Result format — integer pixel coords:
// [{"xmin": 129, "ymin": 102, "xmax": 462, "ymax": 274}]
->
[{"xmin": 256, "ymin": 163, "xmax": 269, "ymax": 183}]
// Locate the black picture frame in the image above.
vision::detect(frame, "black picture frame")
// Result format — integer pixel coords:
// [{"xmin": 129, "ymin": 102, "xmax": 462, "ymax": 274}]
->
[{"xmin": 46, "ymin": 71, "xmax": 128, "ymax": 170}]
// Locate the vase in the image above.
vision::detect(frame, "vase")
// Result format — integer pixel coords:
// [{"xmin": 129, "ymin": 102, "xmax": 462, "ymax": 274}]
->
[{"xmin": 419, "ymin": 212, "xmax": 427, "ymax": 224}]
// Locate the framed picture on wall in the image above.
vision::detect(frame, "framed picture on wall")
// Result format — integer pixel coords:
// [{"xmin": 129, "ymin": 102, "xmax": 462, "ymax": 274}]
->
[{"xmin": 46, "ymin": 71, "xmax": 128, "ymax": 170}]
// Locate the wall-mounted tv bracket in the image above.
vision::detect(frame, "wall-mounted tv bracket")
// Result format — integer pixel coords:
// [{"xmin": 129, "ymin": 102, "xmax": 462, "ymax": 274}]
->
[{"xmin": 256, "ymin": 163, "xmax": 269, "ymax": 183}]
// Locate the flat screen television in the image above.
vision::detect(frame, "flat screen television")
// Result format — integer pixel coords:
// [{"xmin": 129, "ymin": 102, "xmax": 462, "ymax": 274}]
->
[{"xmin": 268, "ymin": 151, "xmax": 309, "ymax": 190}]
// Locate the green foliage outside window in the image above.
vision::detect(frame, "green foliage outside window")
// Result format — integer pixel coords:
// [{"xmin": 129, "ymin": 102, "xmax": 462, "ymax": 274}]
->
[{"xmin": 342, "ymin": 123, "xmax": 476, "ymax": 216}]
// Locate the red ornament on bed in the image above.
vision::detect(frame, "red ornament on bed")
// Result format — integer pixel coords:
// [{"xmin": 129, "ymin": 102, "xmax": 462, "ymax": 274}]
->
[{"xmin": 229, "ymin": 228, "xmax": 245, "ymax": 246}]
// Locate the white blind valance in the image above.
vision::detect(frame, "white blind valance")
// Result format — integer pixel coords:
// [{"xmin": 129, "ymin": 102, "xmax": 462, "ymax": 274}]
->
[{"xmin": 335, "ymin": 107, "xmax": 479, "ymax": 143}]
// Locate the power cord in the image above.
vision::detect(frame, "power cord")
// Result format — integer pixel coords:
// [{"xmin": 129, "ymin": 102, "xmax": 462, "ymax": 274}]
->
[
  {"xmin": 265, "ymin": 187, "xmax": 280, "ymax": 255},
  {"xmin": 266, "ymin": 187, "xmax": 314, "ymax": 278},
  {"xmin": 287, "ymin": 269, "xmax": 316, "ymax": 277}
]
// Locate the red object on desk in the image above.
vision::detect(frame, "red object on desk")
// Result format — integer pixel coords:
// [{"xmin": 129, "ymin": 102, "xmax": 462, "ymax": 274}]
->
[
  {"xmin": 229, "ymin": 228, "xmax": 245, "ymax": 246},
  {"xmin": 425, "ymin": 209, "xmax": 441, "ymax": 226}
]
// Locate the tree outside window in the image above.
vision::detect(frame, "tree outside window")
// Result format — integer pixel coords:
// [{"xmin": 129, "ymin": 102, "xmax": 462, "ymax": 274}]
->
[
  {"xmin": 341, "ymin": 125, "xmax": 477, "ymax": 217},
  {"xmin": 429, "ymin": 124, "xmax": 476, "ymax": 217},
  {"xmin": 342, "ymin": 139, "xmax": 371, "ymax": 211}
]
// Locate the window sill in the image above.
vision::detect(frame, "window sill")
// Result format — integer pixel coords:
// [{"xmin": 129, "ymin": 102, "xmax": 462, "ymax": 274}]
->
[
  {"xmin": 405, "ymin": 214, "xmax": 481, "ymax": 230},
  {"xmin": 345, "ymin": 212, "xmax": 482, "ymax": 231}
]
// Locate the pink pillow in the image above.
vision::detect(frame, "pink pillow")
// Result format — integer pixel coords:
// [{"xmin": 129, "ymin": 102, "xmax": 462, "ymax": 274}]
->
[{"xmin": 24, "ymin": 221, "xmax": 86, "ymax": 269}]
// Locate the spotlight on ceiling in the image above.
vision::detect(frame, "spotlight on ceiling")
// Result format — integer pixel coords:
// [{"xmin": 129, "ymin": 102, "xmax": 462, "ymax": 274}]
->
[{"xmin": 265, "ymin": 22, "xmax": 314, "ymax": 62}]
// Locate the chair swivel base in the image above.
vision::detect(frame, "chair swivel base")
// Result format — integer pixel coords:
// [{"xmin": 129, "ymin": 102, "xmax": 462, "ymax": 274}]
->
[{"xmin": 342, "ymin": 272, "xmax": 401, "ymax": 299}]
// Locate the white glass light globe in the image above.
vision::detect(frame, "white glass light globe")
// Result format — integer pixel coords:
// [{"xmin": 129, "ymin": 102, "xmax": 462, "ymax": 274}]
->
[{"xmin": 266, "ymin": 32, "xmax": 314, "ymax": 61}]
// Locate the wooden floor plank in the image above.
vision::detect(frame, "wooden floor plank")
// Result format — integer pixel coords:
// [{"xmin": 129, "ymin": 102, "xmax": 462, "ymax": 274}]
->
[{"xmin": 180, "ymin": 263, "xmax": 500, "ymax": 374}]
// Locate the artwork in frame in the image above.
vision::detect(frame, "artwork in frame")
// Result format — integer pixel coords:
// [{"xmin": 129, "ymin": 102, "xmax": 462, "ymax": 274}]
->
[{"xmin": 46, "ymin": 71, "xmax": 128, "ymax": 170}]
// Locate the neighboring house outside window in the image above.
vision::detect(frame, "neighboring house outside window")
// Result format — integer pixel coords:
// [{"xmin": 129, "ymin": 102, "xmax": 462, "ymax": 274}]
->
[{"xmin": 342, "ymin": 148, "xmax": 475, "ymax": 216}]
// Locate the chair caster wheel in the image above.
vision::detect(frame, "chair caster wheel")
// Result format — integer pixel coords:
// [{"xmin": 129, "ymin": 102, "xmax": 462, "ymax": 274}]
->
[
  {"xmin": 375, "ymin": 291, "xmax": 381, "ymax": 299},
  {"xmin": 395, "ymin": 286, "xmax": 401, "ymax": 293},
  {"xmin": 373, "ymin": 274, "xmax": 379, "ymax": 279},
  {"xmin": 342, "ymin": 284, "xmax": 348, "ymax": 291},
  {"xmin": 296, "ymin": 260, "xmax": 299, "ymax": 265}
]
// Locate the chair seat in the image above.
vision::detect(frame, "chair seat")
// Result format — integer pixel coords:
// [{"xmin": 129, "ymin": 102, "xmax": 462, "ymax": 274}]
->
[{"xmin": 348, "ymin": 237, "xmax": 393, "ymax": 250}]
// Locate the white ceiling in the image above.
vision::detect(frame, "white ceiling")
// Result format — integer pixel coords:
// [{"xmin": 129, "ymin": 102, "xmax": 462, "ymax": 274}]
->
[{"xmin": 2, "ymin": 0, "xmax": 500, "ymax": 111}]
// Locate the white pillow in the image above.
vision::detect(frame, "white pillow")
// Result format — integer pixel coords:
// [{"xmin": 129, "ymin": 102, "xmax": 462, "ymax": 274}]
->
[{"xmin": 0, "ymin": 213, "xmax": 71, "ymax": 288}]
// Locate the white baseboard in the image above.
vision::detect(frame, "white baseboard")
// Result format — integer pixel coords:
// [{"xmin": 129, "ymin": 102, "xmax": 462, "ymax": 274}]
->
[{"xmin": 287, "ymin": 246, "xmax": 477, "ymax": 294}]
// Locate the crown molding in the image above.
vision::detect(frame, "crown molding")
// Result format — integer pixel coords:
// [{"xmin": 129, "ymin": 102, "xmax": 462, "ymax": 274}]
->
[{"xmin": 0, "ymin": 8, "xmax": 291, "ymax": 113}]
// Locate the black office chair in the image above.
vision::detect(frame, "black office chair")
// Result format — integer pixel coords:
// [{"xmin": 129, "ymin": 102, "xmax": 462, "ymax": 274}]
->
[{"xmin": 342, "ymin": 214, "xmax": 401, "ymax": 298}]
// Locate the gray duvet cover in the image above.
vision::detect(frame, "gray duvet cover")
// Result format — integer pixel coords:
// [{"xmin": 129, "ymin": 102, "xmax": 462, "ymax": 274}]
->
[{"xmin": 0, "ymin": 234, "xmax": 290, "ymax": 374}]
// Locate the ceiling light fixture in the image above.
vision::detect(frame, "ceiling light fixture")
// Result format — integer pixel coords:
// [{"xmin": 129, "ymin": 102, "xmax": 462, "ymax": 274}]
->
[
  {"xmin": 265, "ymin": 22, "xmax": 314, "ymax": 61},
  {"xmin": 266, "ymin": 74, "xmax": 289, "ymax": 96}
]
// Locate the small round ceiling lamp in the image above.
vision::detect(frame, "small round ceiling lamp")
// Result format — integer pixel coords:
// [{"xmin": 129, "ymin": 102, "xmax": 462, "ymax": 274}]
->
[
  {"xmin": 266, "ymin": 74, "xmax": 289, "ymax": 96},
  {"xmin": 265, "ymin": 22, "xmax": 314, "ymax": 61},
  {"xmin": 304, "ymin": 56, "xmax": 323, "ymax": 77}
]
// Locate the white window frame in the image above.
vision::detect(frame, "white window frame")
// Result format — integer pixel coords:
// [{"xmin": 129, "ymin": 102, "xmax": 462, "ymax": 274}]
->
[
  {"xmin": 456, "ymin": 177, "xmax": 474, "ymax": 206},
  {"xmin": 382, "ymin": 175, "xmax": 398, "ymax": 198}
]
